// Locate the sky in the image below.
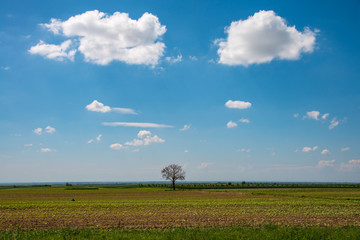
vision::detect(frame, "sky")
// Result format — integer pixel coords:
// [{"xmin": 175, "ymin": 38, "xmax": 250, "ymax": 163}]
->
[{"xmin": 0, "ymin": 0, "xmax": 359, "ymax": 183}]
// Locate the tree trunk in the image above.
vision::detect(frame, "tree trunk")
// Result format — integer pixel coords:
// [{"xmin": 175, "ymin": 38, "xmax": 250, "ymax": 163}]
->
[{"xmin": 172, "ymin": 180, "xmax": 175, "ymax": 190}]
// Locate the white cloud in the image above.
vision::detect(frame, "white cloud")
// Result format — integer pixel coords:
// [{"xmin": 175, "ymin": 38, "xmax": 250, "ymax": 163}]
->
[
  {"xmin": 125, "ymin": 130, "xmax": 165, "ymax": 146},
  {"xmin": 227, "ymin": 120, "xmax": 238, "ymax": 128},
  {"xmin": 341, "ymin": 147, "xmax": 350, "ymax": 152},
  {"xmin": 321, "ymin": 149, "xmax": 330, "ymax": 155},
  {"xmin": 340, "ymin": 159, "xmax": 360, "ymax": 172},
  {"xmin": 96, "ymin": 134, "xmax": 102, "ymax": 142},
  {"xmin": 306, "ymin": 111, "xmax": 320, "ymax": 120},
  {"xmin": 37, "ymin": 10, "xmax": 166, "ymax": 66},
  {"xmin": 321, "ymin": 113, "xmax": 329, "ymax": 120},
  {"xmin": 189, "ymin": 56, "xmax": 198, "ymax": 61},
  {"xmin": 239, "ymin": 118, "xmax": 250, "ymax": 124},
  {"xmin": 109, "ymin": 143, "xmax": 125, "ymax": 150},
  {"xmin": 225, "ymin": 100, "xmax": 252, "ymax": 109},
  {"xmin": 24, "ymin": 144, "xmax": 33, "ymax": 147},
  {"xmin": 184, "ymin": 150, "xmax": 189, "ymax": 153},
  {"xmin": 86, "ymin": 100, "xmax": 136, "ymax": 114},
  {"xmin": 1, "ymin": 66, "xmax": 10, "ymax": 71},
  {"xmin": 87, "ymin": 139, "xmax": 94, "ymax": 144},
  {"xmin": 198, "ymin": 162, "xmax": 213, "ymax": 169},
  {"xmin": 237, "ymin": 148, "xmax": 251, "ymax": 153},
  {"xmin": 216, "ymin": 10, "xmax": 316, "ymax": 66},
  {"xmin": 165, "ymin": 54, "xmax": 182, "ymax": 63},
  {"xmin": 329, "ymin": 118, "xmax": 339, "ymax": 130},
  {"xmin": 293, "ymin": 113, "xmax": 299, "ymax": 118},
  {"xmin": 179, "ymin": 124, "xmax": 191, "ymax": 131},
  {"xmin": 28, "ymin": 40, "xmax": 76, "ymax": 61},
  {"xmin": 45, "ymin": 126, "xmax": 56, "ymax": 134},
  {"xmin": 33, "ymin": 128, "xmax": 43, "ymax": 135},
  {"xmin": 40, "ymin": 148, "xmax": 56, "ymax": 152},
  {"xmin": 302, "ymin": 146, "xmax": 318, "ymax": 152},
  {"xmin": 102, "ymin": 122, "xmax": 173, "ymax": 128},
  {"xmin": 318, "ymin": 160, "xmax": 335, "ymax": 168}
]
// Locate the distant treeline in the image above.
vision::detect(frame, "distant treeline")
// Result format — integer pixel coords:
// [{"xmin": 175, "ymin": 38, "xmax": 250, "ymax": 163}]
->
[{"xmin": 138, "ymin": 182, "xmax": 360, "ymax": 189}]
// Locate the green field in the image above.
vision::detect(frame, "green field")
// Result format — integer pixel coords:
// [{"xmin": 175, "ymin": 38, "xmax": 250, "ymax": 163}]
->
[{"xmin": 0, "ymin": 186, "xmax": 360, "ymax": 239}]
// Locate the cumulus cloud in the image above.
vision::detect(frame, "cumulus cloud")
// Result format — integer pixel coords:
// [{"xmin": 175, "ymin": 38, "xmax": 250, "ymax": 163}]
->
[
  {"xmin": 109, "ymin": 143, "xmax": 125, "ymax": 150},
  {"xmin": 216, "ymin": 10, "xmax": 316, "ymax": 66},
  {"xmin": 302, "ymin": 146, "xmax": 318, "ymax": 152},
  {"xmin": 35, "ymin": 10, "xmax": 166, "ymax": 66},
  {"xmin": 225, "ymin": 100, "xmax": 252, "ymax": 109},
  {"xmin": 198, "ymin": 162, "xmax": 213, "ymax": 169},
  {"xmin": 86, "ymin": 100, "xmax": 136, "ymax": 114},
  {"xmin": 321, "ymin": 149, "xmax": 330, "ymax": 155},
  {"xmin": 179, "ymin": 124, "xmax": 191, "ymax": 131},
  {"xmin": 306, "ymin": 111, "xmax": 320, "ymax": 120},
  {"xmin": 227, "ymin": 120, "xmax": 238, "ymax": 128},
  {"xmin": 45, "ymin": 126, "xmax": 56, "ymax": 134},
  {"xmin": 340, "ymin": 159, "xmax": 360, "ymax": 172},
  {"xmin": 40, "ymin": 148, "xmax": 56, "ymax": 152},
  {"xmin": 28, "ymin": 40, "xmax": 76, "ymax": 61},
  {"xmin": 125, "ymin": 130, "xmax": 165, "ymax": 146},
  {"xmin": 239, "ymin": 118, "xmax": 250, "ymax": 124},
  {"xmin": 165, "ymin": 54, "xmax": 182, "ymax": 63},
  {"xmin": 318, "ymin": 160, "xmax": 335, "ymax": 168},
  {"xmin": 33, "ymin": 128, "xmax": 43, "ymax": 135},
  {"xmin": 341, "ymin": 147, "xmax": 350, "ymax": 152},
  {"xmin": 102, "ymin": 122, "xmax": 173, "ymax": 128}
]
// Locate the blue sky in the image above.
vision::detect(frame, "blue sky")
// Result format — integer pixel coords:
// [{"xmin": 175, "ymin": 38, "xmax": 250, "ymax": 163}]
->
[{"xmin": 1, "ymin": 0, "xmax": 359, "ymax": 183}]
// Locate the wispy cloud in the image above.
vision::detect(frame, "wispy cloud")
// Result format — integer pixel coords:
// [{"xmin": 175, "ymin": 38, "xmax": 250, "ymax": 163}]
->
[
  {"xmin": 198, "ymin": 162, "xmax": 213, "ymax": 169},
  {"xmin": 318, "ymin": 160, "xmax": 335, "ymax": 168},
  {"xmin": 102, "ymin": 122, "xmax": 173, "ymax": 128},
  {"xmin": 165, "ymin": 54, "xmax": 182, "ymax": 63},
  {"xmin": 341, "ymin": 147, "xmax": 350, "ymax": 152},
  {"xmin": 40, "ymin": 148, "xmax": 56, "ymax": 152},
  {"xmin": 302, "ymin": 146, "xmax": 318, "ymax": 152},
  {"xmin": 227, "ymin": 120, "xmax": 237, "ymax": 128},
  {"xmin": 179, "ymin": 124, "xmax": 191, "ymax": 131},
  {"xmin": 239, "ymin": 118, "xmax": 250, "ymax": 124},
  {"xmin": 340, "ymin": 159, "xmax": 360, "ymax": 172}
]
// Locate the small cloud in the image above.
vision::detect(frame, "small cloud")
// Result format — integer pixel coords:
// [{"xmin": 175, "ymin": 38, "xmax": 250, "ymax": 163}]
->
[
  {"xmin": 225, "ymin": 100, "xmax": 252, "ymax": 109},
  {"xmin": 179, "ymin": 124, "xmax": 191, "ymax": 131},
  {"xmin": 189, "ymin": 56, "xmax": 198, "ymax": 61},
  {"xmin": 40, "ymin": 148, "xmax": 56, "ymax": 152},
  {"xmin": 239, "ymin": 118, "xmax": 250, "ymax": 124},
  {"xmin": 87, "ymin": 139, "xmax": 94, "ymax": 144},
  {"xmin": 321, "ymin": 113, "xmax": 330, "ymax": 120},
  {"xmin": 1, "ymin": 66, "xmax": 10, "ymax": 71},
  {"xmin": 24, "ymin": 144, "xmax": 33, "ymax": 147},
  {"xmin": 102, "ymin": 122, "xmax": 173, "ymax": 128},
  {"xmin": 227, "ymin": 120, "xmax": 238, "ymax": 128},
  {"xmin": 306, "ymin": 111, "xmax": 320, "ymax": 120},
  {"xmin": 321, "ymin": 149, "xmax": 330, "ymax": 155},
  {"xmin": 198, "ymin": 162, "xmax": 213, "ymax": 169},
  {"xmin": 165, "ymin": 54, "xmax": 182, "ymax": 63},
  {"xmin": 109, "ymin": 143, "xmax": 126, "ymax": 150},
  {"xmin": 184, "ymin": 150, "xmax": 189, "ymax": 153},
  {"xmin": 302, "ymin": 146, "xmax": 318, "ymax": 152},
  {"xmin": 45, "ymin": 126, "xmax": 56, "ymax": 134},
  {"xmin": 329, "ymin": 118, "xmax": 339, "ymax": 130},
  {"xmin": 33, "ymin": 128, "xmax": 42, "ymax": 135},
  {"xmin": 96, "ymin": 134, "xmax": 102, "ymax": 142},
  {"xmin": 28, "ymin": 40, "xmax": 76, "ymax": 61},
  {"xmin": 132, "ymin": 149, "xmax": 140, "ymax": 152},
  {"xmin": 341, "ymin": 147, "xmax": 350, "ymax": 152},
  {"xmin": 340, "ymin": 159, "xmax": 360, "ymax": 172},
  {"xmin": 318, "ymin": 160, "xmax": 335, "ymax": 168},
  {"xmin": 86, "ymin": 100, "xmax": 136, "ymax": 114},
  {"xmin": 237, "ymin": 148, "xmax": 251, "ymax": 153},
  {"xmin": 125, "ymin": 130, "xmax": 165, "ymax": 147},
  {"xmin": 293, "ymin": 113, "xmax": 299, "ymax": 118}
]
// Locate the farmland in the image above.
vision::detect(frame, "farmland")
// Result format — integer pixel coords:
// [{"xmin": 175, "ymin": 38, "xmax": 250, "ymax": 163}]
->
[{"xmin": 0, "ymin": 186, "xmax": 360, "ymax": 238}]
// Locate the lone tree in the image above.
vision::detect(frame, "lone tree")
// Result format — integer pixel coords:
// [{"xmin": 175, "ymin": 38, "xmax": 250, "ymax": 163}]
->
[{"xmin": 161, "ymin": 164, "xmax": 185, "ymax": 190}]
